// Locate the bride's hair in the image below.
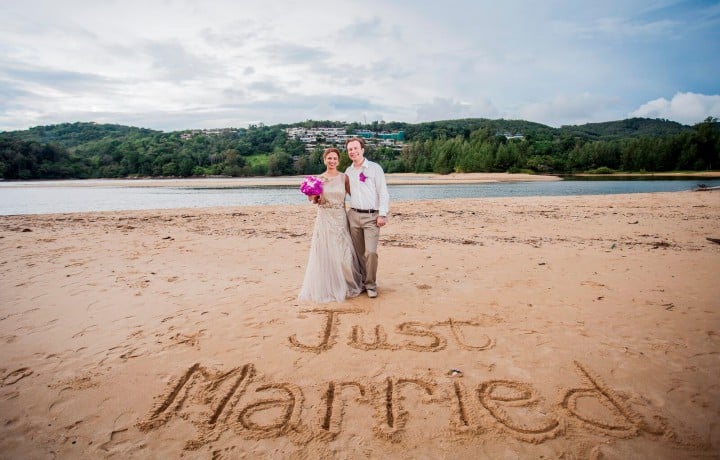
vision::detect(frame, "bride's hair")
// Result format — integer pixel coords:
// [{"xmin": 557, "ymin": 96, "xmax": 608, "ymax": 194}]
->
[{"xmin": 323, "ymin": 148, "xmax": 340, "ymax": 159}]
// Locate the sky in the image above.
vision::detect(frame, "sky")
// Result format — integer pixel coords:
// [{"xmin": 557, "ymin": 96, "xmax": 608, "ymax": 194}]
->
[{"xmin": 1, "ymin": 0, "xmax": 719, "ymax": 133}]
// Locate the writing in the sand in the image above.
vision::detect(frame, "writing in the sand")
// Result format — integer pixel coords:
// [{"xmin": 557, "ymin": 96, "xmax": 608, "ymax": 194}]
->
[
  {"xmin": 137, "ymin": 361, "xmax": 675, "ymax": 450},
  {"xmin": 287, "ymin": 308, "xmax": 494, "ymax": 353}
]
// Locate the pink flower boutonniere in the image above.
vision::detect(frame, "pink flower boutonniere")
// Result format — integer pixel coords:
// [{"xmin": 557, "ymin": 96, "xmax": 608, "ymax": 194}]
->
[{"xmin": 359, "ymin": 165, "xmax": 368, "ymax": 182}]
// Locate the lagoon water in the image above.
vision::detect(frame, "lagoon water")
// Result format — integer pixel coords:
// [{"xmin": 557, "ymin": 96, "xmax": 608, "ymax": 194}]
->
[{"xmin": 0, "ymin": 178, "xmax": 718, "ymax": 216}]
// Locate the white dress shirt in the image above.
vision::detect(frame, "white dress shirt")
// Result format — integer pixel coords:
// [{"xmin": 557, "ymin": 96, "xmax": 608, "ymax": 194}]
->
[{"xmin": 345, "ymin": 159, "xmax": 390, "ymax": 216}]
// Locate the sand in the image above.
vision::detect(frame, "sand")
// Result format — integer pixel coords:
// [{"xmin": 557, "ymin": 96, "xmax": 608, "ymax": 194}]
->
[
  {"xmin": 1, "ymin": 183, "xmax": 719, "ymax": 458},
  {"xmin": 4, "ymin": 172, "xmax": 560, "ymax": 188}
]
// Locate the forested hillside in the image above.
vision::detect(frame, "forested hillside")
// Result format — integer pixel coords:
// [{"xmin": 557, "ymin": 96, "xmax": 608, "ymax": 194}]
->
[
  {"xmin": 558, "ymin": 118, "xmax": 692, "ymax": 140},
  {"xmin": 7, "ymin": 122, "xmax": 160, "ymax": 148},
  {"xmin": 0, "ymin": 117, "xmax": 717, "ymax": 180}
]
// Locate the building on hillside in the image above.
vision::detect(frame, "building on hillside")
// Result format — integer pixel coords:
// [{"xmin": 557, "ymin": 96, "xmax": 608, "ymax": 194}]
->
[
  {"xmin": 180, "ymin": 128, "xmax": 240, "ymax": 140},
  {"xmin": 285, "ymin": 126, "xmax": 405, "ymax": 150},
  {"xmin": 500, "ymin": 132, "xmax": 525, "ymax": 140}
]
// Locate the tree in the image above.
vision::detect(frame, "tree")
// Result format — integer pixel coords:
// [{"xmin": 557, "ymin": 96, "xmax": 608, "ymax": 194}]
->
[
  {"xmin": 692, "ymin": 117, "xmax": 720, "ymax": 169},
  {"xmin": 267, "ymin": 151, "xmax": 294, "ymax": 176},
  {"xmin": 1, "ymin": 118, "xmax": 716, "ymax": 179}
]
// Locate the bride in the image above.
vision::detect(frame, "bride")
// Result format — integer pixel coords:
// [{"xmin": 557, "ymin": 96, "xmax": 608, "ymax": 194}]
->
[{"xmin": 298, "ymin": 148, "xmax": 363, "ymax": 303}]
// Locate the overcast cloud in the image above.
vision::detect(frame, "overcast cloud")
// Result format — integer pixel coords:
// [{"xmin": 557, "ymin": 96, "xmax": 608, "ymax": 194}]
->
[{"xmin": 0, "ymin": 0, "xmax": 718, "ymax": 132}]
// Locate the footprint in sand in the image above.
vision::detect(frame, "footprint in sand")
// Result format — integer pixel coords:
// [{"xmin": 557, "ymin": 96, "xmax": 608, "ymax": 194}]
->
[{"xmin": 1, "ymin": 367, "xmax": 33, "ymax": 386}]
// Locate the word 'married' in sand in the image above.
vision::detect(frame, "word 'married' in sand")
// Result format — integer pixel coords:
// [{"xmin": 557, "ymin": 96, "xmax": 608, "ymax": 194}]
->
[{"xmin": 137, "ymin": 361, "xmax": 692, "ymax": 450}]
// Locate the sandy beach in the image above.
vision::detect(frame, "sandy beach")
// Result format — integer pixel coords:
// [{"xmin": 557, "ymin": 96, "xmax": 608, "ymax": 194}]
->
[
  {"xmin": 1, "ymin": 172, "xmax": 561, "ymax": 188},
  {"xmin": 1, "ymin": 185, "xmax": 719, "ymax": 458}
]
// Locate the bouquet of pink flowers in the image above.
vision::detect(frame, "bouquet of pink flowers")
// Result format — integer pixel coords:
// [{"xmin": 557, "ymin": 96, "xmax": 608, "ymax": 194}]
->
[{"xmin": 300, "ymin": 175, "xmax": 323, "ymax": 196}]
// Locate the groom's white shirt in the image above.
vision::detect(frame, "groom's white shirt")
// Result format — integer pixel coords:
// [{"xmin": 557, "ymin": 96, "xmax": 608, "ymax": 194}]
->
[{"xmin": 345, "ymin": 159, "xmax": 389, "ymax": 216}]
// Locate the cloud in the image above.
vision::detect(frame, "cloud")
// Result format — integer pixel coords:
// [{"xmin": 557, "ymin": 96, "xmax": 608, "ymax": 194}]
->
[
  {"xmin": 143, "ymin": 40, "xmax": 220, "ymax": 81},
  {"xmin": 260, "ymin": 43, "xmax": 331, "ymax": 66},
  {"xmin": 416, "ymin": 98, "xmax": 500, "ymax": 123},
  {"xmin": 200, "ymin": 25, "xmax": 259, "ymax": 48},
  {"xmin": 517, "ymin": 93, "xmax": 621, "ymax": 127},
  {"xmin": 247, "ymin": 80, "xmax": 288, "ymax": 96},
  {"xmin": 0, "ymin": 1, "xmax": 718, "ymax": 132},
  {"xmin": 629, "ymin": 92, "xmax": 720, "ymax": 125},
  {"xmin": 339, "ymin": 16, "xmax": 385, "ymax": 40},
  {"xmin": 1, "ymin": 63, "xmax": 111, "ymax": 93}
]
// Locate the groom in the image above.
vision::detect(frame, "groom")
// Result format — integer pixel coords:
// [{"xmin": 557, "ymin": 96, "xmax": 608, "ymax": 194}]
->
[{"xmin": 345, "ymin": 137, "xmax": 390, "ymax": 298}]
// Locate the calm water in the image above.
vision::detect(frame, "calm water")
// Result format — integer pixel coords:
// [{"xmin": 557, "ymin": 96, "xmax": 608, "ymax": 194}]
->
[{"xmin": 0, "ymin": 178, "xmax": 718, "ymax": 216}]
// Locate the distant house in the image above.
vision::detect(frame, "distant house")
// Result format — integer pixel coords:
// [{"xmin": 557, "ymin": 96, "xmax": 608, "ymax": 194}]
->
[
  {"xmin": 286, "ymin": 126, "xmax": 405, "ymax": 150},
  {"xmin": 500, "ymin": 132, "xmax": 525, "ymax": 140},
  {"xmin": 180, "ymin": 128, "xmax": 240, "ymax": 140}
]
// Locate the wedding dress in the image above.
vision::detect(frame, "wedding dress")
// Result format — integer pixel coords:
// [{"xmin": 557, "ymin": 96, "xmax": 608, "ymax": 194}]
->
[{"xmin": 299, "ymin": 173, "xmax": 363, "ymax": 303}]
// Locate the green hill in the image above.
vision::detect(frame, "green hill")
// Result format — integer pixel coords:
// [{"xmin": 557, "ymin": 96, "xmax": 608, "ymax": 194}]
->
[
  {"xmin": 3, "ymin": 122, "xmax": 160, "ymax": 148},
  {"xmin": 558, "ymin": 118, "xmax": 692, "ymax": 140}
]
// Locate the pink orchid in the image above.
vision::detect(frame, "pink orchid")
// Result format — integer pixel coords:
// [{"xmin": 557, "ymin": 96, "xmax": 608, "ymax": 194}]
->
[{"xmin": 300, "ymin": 175, "xmax": 323, "ymax": 196}]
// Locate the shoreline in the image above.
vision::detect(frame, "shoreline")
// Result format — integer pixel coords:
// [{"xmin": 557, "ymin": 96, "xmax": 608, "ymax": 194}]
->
[
  {"xmin": 0, "ymin": 172, "xmax": 559, "ymax": 188},
  {"xmin": 2, "ymin": 171, "xmax": 719, "ymax": 188}
]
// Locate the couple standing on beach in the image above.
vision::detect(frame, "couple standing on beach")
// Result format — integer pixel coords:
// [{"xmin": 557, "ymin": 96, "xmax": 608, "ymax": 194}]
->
[{"xmin": 298, "ymin": 137, "xmax": 390, "ymax": 303}]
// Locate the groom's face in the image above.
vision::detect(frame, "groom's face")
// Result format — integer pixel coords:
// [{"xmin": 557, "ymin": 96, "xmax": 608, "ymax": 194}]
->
[{"xmin": 347, "ymin": 140, "xmax": 364, "ymax": 165}]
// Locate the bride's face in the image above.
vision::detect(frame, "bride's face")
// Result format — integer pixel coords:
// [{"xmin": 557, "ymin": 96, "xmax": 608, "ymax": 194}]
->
[{"xmin": 324, "ymin": 152, "xmax": 339, "ymax": 170}]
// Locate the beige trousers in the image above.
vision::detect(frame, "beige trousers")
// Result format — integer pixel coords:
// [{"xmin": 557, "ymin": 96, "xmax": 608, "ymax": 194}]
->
[{"xmin": 348, "ymin": 209, "xmax": 380, "ymax": 290}]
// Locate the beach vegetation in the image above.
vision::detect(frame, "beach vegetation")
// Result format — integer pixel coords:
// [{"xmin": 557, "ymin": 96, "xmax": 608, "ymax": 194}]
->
[{"xmin": 586, "ymin": 167, "xmax": 616, "ymax": 174}]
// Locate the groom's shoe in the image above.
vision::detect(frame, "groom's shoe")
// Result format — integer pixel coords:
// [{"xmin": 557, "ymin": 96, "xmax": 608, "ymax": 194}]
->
[{"xmin": 367, "ymin": 289, "xmax": 378, "ymax": 298}]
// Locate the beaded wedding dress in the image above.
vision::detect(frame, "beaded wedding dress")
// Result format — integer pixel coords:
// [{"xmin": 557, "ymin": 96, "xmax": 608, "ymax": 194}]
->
[{"xmin": 299, "ymin": 173, "xmax": 363, "ymax": 303}]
